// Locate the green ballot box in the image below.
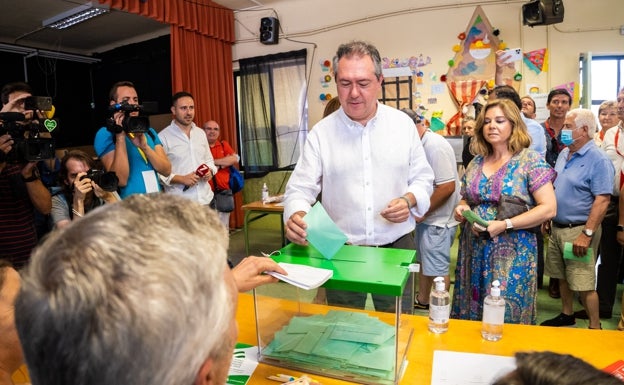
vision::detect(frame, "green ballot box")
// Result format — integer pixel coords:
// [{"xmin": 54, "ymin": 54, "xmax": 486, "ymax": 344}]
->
[{"xmin": 253, "ymin": 243, "xmax": 416, "ymax": 385}]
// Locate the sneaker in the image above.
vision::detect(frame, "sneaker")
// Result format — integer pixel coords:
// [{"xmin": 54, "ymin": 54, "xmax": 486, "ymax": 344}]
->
[
  {"xmin": 414, "ymin": 295, "xmax": 429, "ymax": 310},
  {"xmin": 540, "ymin": 313, "xmax": 575, "ymax": 327}
]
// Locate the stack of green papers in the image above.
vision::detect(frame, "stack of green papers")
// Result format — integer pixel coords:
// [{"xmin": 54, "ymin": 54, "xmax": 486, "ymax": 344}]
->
[{"xmin": 262, "ymin": 310, "xmax": 396, "ymax": 381}]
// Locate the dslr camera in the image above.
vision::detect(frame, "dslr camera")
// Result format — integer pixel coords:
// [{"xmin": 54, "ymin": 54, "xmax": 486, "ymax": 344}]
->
[
  {"xmin": 106, "ymin": 101, "xmax": 151, "ymax": 134},
  {"xmin": 79, "ymin": 169, "xmax": 119, "ymax": 192},
  {"xmin": 0, "ymin": 112, "xmax": 55, "ymax": 163}
]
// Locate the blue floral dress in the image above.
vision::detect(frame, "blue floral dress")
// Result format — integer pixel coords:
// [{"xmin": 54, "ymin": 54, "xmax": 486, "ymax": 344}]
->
[{"xmin": 451, "ymin": 149, "xmax": 555, "ymax": 325}]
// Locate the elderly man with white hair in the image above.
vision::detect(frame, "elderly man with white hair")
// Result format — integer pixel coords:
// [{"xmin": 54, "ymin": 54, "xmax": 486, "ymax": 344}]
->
[
  {"xmin": 541, "ymin": 108, "xmax": 614, "ymax": 330},
  {"xmin": 14, "ymin": 193, "xmax": 285, "ymax": 385}
]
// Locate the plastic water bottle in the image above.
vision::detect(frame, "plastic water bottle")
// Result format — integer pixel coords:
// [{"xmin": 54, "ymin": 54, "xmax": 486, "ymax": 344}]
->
[
  {"xmin": 261, "ymin": 182, "xmax": 269, "ymax": 203},
  {"xmin": 482, "ymin": 280, "xmax": 505, "ymax": 341},
  {"xmin": 428, "ymin": 276, "xmax": 450, "ymax": 333}
]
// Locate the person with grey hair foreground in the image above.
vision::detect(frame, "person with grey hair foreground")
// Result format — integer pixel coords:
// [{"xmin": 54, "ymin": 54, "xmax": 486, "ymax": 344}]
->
[
  {"xmin": 492, "ymin": 351, "xmax": 623, "ymax": 385},
  {"xmin": 15, "ymin": 193, "xmax": 285, "ymax": 385}
]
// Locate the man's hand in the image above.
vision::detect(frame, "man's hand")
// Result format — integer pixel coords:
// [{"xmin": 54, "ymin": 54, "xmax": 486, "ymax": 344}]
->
[
  {"xmin": 0, "ymin": 134, "xmax": 13, "ymax": 155},
  {"xmin": 572, "ymin": 232, "xmax": 592, "ymax": 257},
  {"xmin": 128, "ymin": 132, "xmax": 148, "ymax": 150},
  {"xmin": 285, "ymin": 211, "xmax": 308, "ymax": 245},
  {"xmin": 73, "ymin": 172, "xmax": 93, "ymax": 201},
  {"xmin": 182, "ymin": 171, "xmax": 200, "ymax": 188},
  {"xmin": 380, "ymin": 197, "xmax": 410, "ymax": 223},
  {"xmin": 232, "ymin": 256, "xmax": 287, "ymax": 292}
]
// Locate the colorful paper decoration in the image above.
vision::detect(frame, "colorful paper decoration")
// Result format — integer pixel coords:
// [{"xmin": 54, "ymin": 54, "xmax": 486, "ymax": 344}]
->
[
  {"xmin": 381, "ymin": 54, "xmax": 431, "ymax": 75},
  {"xmin": 553, "ymin": 82, "xmax": 577, "ymax": 102},
  {"xmin": 320, "ymin": 59, "xmax": 333, "ymax": 89},
  {"xmin": 445, "ymin": 6, "xmax": 510, "ymax": 135},
  {"xmin": 523, "ymin": 48, "xmax": 548, "ymax": 74}
]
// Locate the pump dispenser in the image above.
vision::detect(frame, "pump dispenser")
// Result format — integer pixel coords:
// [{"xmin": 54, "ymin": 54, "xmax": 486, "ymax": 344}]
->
[
  {"xmin": 262, "ymin": 183, "xmax": 269, "ymax": 203},
  {"xmin": 428, "ymin": 276, "xmax": 450, "ymax": 333},
  {"xmin": 481, "ymin": 279, "xmax": 505, "ymax": 341}
]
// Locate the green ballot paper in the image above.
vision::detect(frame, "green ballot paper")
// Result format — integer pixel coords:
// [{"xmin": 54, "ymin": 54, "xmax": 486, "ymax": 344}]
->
[
  {"xmin": 461, "ymin": 209, "xmax": 489, "ymax": 227},
  {"xmin": 563, "ymin": 242, "xmax": 593, "ymax": 264}
]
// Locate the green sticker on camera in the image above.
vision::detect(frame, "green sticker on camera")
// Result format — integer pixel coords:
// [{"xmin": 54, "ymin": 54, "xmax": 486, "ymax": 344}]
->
[{"xmin": 44, "ymin": 119, "xmax": 57, "ymax": 132}]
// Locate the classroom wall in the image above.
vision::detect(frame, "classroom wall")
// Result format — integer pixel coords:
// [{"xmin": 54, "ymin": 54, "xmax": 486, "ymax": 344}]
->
[{"xmin": 231, "ymin": 0, "xmax": 624, "ymax": 128}]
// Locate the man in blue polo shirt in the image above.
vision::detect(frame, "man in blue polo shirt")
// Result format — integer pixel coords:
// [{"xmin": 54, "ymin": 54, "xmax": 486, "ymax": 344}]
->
[
  {"xmin": 541, "ymin": 108, "xmax": 614, "ymax": 330},
  {"xmin": 94, "ymin": 81, "xmax": 171, "ymax": 198}
]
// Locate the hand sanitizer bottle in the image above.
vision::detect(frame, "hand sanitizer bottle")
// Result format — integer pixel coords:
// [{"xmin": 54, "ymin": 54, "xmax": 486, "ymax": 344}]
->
[
  {"xmin": 261, "ymin": 182, "xmax": 269, "ymax": 203},
  {"xmin": 482, "ymin": 279, "xmax": 505, "ymax": 341},
  {"xmin": 428, "ymin": 276, "xmax": 450, "ymax": 333}
]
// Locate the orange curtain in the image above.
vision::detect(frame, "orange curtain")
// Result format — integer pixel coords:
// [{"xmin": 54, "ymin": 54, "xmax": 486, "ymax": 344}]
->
[{"xmin": 98, "ymin": 0, "xmax": 243, "ymax": 229}]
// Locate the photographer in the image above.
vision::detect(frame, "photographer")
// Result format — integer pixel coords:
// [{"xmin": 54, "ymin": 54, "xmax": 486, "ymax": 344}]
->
[
  {"xmin": 94, "ymin": 81, "xmax": 171, "ymax": 198},
  {"xmin": 51, "ymin": 150, "xmax": 120, "ymax": 229},
  {"xmin": 0, "ymin": 81, "xmax": 52, "ymax": 269}
]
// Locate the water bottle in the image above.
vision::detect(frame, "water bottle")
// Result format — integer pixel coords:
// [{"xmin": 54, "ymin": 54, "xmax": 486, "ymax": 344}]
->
[
  {"xmin": 261, "ymin": 182, "xmax": 269, "ymax": 203},
  {"xmin": 428, "ymin": 276, "xmax": 450, "ymax": 333},
  {"xmin": 481, "ymin": 279, "xmax": 505, "ymax": 341}
]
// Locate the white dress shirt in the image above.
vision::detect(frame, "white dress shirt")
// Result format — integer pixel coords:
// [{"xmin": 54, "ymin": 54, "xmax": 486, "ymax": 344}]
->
[
  {"xmin": 158, "ymin": 120, "xmax": 217, "ymax": 205},
  {"xmin": 284, "ymin": 103, "xmax": 434, "ymax": 246}
]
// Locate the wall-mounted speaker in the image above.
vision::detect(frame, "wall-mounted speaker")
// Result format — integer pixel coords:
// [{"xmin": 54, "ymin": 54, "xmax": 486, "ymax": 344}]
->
[
  {"xmin": 259, "ymin": 17, "xmax": 279, "ymax": 45},
  {"xmin": 522, "ymin": 0, "xmax": 564, "ymax": 27}
]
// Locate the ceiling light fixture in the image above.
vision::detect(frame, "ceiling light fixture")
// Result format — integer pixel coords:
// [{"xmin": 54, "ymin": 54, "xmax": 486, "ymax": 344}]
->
[{"xmin": 42, "ymin": 1, "xmax": 110, "ymax": 30}]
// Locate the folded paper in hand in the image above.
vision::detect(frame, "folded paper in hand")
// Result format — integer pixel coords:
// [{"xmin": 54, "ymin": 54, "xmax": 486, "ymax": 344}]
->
[
  {"xmin": 266, "ymin": 262, "xmax": 333, "ymax": 290},
  {"xmin": 305, "ymin": 202, "xmax": 348, "ymax": 259},
  {"xmin": 461, "ymin": 209, "xmax": 489, "ymax": 227}
]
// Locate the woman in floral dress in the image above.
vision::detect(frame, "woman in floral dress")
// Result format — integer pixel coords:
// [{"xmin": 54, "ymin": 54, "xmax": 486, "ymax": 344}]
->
[{"xmin": 451, "ymin": 99, "xmax": 556, "ymax": 324}]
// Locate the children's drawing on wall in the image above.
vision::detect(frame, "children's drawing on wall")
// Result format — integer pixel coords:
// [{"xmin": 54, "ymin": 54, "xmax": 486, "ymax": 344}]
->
[
  {"xmin": 382, "ymin": 54, "xmax": 431, "ymax": 75},
  {"xmin": 444, "ymin": 6, "xmax": 513, "ymax": 135}
]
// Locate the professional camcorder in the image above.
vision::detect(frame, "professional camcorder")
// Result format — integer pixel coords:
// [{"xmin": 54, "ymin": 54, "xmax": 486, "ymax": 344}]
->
[
  {"xmin": 0, "ymin": 112, "xmax": 55, "ymax": 163},
  {"xmin": 106, "ymin": 101, "xmax": 152, "ymax": 134},
  {"xmin": 79, "ymin": 169, "xmax": 119, "ymax": 192}
]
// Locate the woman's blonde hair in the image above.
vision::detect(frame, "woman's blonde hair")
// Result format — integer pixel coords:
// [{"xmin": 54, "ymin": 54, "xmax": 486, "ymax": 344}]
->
[{"xmin": 471, "ymin": 98, "xmax": 531, "ymax": 156}]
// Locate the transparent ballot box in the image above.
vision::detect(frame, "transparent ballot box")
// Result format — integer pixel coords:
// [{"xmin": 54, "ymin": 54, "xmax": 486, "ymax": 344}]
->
[{"xmin": 253, "ymin": 243, "xmax": 416, "ymax": 385}]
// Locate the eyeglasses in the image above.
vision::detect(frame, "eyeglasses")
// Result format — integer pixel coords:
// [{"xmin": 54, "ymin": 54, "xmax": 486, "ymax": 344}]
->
[{"xmin": 204, "ymin": 127, "xmax": 219, "ymax": 131}]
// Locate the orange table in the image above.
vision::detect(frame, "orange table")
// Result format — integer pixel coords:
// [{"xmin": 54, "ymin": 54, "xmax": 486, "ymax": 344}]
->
[
  {"xmin": 242, "ymin": 200, "xmax": 285, "ymax": 255},
  {"xmin": 236, "ymin": 293, "xmax": 624, "ymax": 384}
]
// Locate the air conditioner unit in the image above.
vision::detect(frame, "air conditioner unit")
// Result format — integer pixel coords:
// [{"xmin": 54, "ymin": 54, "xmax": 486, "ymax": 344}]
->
[{"xmin": 522, "ymin": 0, "xmax": 564, "ymax": 27}]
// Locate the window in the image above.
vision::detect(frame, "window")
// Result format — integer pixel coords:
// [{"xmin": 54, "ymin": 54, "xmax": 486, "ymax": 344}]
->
[
  {"xmin": 236, "ymin": 49, "xmax": 308, "ymax": 174},
  {"xmin": 579, "ymin": 54, "xmax": 624, "ymax": 116}
]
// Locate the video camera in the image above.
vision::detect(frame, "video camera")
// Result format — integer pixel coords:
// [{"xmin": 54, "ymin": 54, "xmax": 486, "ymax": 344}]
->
[
  {"xmin": 106, "ymin": 101, "xmax": 151, "ymax": 134},
  {"xmin": 0, "ymin": 112, "xmax": 55, "ymax": 163},
  {"xmin": 79, "ymin": 169, "xmax": 119, "ymax": 192}
]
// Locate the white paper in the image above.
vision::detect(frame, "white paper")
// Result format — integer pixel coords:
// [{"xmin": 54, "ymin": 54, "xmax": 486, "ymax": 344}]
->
[
  {"xmin": 226, "ymin": 344, "xmax": 258, "ymax": 385},
  {"xmin": 431, "ymin": 350, "xmax": 516, "ymax": 385},
  {"xmin": 266, "ymin": 262, "xmax": 333, "ymax": 290},
  {"xmin": 142, "ymin": 170, "xmax": 160, "ymax": 193}
]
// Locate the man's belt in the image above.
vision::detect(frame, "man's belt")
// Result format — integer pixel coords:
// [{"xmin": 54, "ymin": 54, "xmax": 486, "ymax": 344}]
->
[{"xmin": 551, "ymin": 221, "xmax": 585, "ymax": 228}]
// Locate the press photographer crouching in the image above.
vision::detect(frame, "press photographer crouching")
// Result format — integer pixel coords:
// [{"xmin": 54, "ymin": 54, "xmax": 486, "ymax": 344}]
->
[
  {"xmin": 0, "ymin": 81, "xmax": 53, "ymax": 269},
  {"xmin": 51, "ymin": 150, "xmax": 120, "ymax": 229}
]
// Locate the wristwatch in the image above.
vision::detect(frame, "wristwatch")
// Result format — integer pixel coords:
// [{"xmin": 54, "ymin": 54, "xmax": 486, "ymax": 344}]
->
[
  {"xmin": 617, "ymin": 225, "xmax": 624, "ymax": 232},
  {"xmin": 582, "ymin": 228, "xmax": 594, "ymax": 238},
  {"xmin": 504, "ymin": 218, "xmax": 514, "ymax": 231},
  {"xmin": 21, "ymin": 168, "xmax": 40, "ymax": 183}
]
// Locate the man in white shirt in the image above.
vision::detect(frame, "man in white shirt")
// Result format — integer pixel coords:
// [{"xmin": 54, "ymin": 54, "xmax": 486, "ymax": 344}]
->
[
  {"xmin": 158, "ymin": 92, "xmax": 217, "ymax": 205},
  {"xmin": 284, "ymin": 41, "xmax": 434, "ymax": 313},
  {"xmin": 401, "ymin": 108, "xmax": 460, "ymax": 311}
]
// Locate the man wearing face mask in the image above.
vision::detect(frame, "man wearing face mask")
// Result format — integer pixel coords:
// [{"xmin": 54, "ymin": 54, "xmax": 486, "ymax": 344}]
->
[{"xmin": 541, "ymin": 108, "xmax": 613, "ymax": 330}]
